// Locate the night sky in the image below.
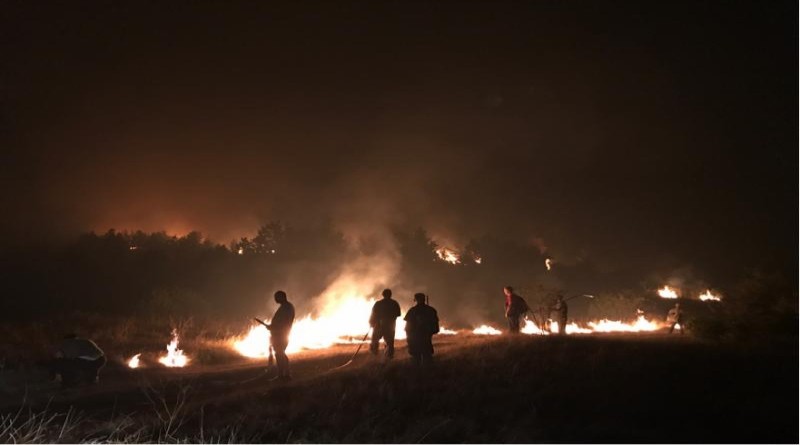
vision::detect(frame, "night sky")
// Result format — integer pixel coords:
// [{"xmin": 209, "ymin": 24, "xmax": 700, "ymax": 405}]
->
[{"xmin": 1, "ymin": 1, "xmax": 796, "ymax": 286}]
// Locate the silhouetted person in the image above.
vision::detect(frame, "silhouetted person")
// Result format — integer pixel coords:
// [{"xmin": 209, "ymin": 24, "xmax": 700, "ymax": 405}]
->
[
  {"xmin": 404, "ymin": 293, "xmax": 440, "ymax": 366},
  {"xmin": 50, "ymin": 334, "xmax": 106, "ymax": 387},
  {"xmin": 267, "ymin": 290, "xmax": 295, "ymax": 380},
  {"xmin": 553, "ymin": 294, "xmax": 568, "ymax": 335},
  {"xmin": 370, "ymin": 288, "xmax": 401, "ymax": 358},
  {"xmin": 667, "ymin": 302, "xmax": 684, "ymax": 334},
  {"xmin": 504, "ymin": 286, "xmax": 530, "ymax": 334}
]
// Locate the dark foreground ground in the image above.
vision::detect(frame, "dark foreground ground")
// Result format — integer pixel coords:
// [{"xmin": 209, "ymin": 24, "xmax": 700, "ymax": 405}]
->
[{"xmin": 1, "ymin": 334, "xmax": 797, "ymax": 443}]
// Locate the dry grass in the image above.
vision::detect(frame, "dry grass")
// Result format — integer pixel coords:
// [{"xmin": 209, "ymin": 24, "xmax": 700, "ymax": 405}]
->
[{"xmin": 1, "ymin": 319, "xmax": 797, "ymax": 443}]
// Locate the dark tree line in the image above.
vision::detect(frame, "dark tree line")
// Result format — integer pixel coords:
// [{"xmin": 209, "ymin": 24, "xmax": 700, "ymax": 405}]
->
[
  {"xmin": 0, "ymin": 223, "xmax": 554, "ymax": 324},
  {"xmin": 0, "ymin": 223, "xmax": 795, "ymax": 342}
]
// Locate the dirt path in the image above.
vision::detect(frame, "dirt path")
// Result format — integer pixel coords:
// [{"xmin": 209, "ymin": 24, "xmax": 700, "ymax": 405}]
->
[{"xmin": 0, "ymin": 335, "xmax": 491, "ymax": 416}]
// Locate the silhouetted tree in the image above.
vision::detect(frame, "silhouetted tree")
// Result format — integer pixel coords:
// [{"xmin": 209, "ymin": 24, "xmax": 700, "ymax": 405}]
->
[{"xmin": 252, "ymin": 222, "xmax": 286, "ymax": 254}]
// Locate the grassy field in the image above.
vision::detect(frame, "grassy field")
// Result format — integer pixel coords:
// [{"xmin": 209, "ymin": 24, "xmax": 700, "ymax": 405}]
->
[{"xmin": 1, "ymin": 330, "xmax": 797, "ymax": 443}]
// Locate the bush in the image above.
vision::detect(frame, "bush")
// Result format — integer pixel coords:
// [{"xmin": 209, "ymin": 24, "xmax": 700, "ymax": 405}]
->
[
  {"xmin": 147, "ymin": 287, "xmax": 210, "ymax": 317},
  {"xmin": 587, "ymin": 290, "xmax": 645, "ymax": 320},
  {"xmin": 691, "ymin": 269, "xmax": 798, "ymax": 345}
]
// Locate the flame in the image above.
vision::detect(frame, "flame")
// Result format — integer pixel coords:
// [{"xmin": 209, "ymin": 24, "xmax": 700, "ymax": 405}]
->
[
  {"xmin": 233, "ymin": 295, "xmax": 404, "ymax": 357},
  {"xmin": 473, "ymin": 256, "xmax": 482, "ymax": 265},
  {"xmin": 233, "ymin": 325, "xmax": 272, "ymax": 358},
  {"xmin": 472, "ymin": 325, "xmax": 502, "ymax": 335},
  {"xmin": 237, "ymin": 247, "xmax": 244, "ymax": 255},
  {"xmin": 545, "ymin": 258, "xmax": 552, "ymax": 271},
  {"xmin": 658, "ymin": 285, "xmax": 679, "ymax": 299},
  {"xmin": 551, "ymin": 321, "xmax": 593, "ymax": 334},
  {"xmin": 232, "ymin": 253, "xmax": 463, "ymax": 359},
  {"xmin": 233, "ymin": 296, "xmax": 465, "ymax": 357},
  {"xmin": 235, "ymin": 259, "xmax": 404, "ymax": 357},
  {"xmin": 128, "ymin": 353, "xmax": 141, "ymax": 369},
  {"xmin": 699, "ymin": 289, "xmax": 721, "ymax": 301},
  {"xmin": 158, "ymin": 330, "xmax": 189, "ymax": 367},
  {"xmin": 436, "ymin": 247, "xmax": 460, "ymax": 264},
  {"xmin": 521, "ymin": 319, "xmax": 548, "ymax": 335},
  {"xmin": 474, "ymin": 315, "xmax": 663, "ymax": 336},
  {"xmin": 588, "ymin": 315, "xmax": 662, "ymax": 332},
  {"xmin": 520, "ymin": 319, "xmax": 593, "ymax": 335}
]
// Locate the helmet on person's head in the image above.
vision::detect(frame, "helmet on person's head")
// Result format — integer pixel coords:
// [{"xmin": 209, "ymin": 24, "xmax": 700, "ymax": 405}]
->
[{"xmin": 382, "ymin": 288, "xmax": 392, "ymax": 298}]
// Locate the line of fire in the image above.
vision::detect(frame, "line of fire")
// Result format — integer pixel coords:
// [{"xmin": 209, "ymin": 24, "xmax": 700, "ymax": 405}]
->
[
  {"xmin": 1, "ymin": 1, "xmax": 795, "ymax": 442},
  {"xmin": 89, "ymin": 235, "xmax": 722, "ymax": 370}
]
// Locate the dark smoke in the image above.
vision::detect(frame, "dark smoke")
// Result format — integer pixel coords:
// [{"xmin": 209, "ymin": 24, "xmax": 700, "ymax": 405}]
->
[{"xmin": 1, "ymin": 1, "xmax": 795, "ymax": 301}]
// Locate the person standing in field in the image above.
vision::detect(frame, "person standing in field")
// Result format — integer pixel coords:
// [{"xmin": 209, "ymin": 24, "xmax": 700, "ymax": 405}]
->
[
  {"xmin": 369, "ymin": 288, "xmax": 401, "ymax": 359},
  {"xmin": 553, "ymin": 294, "xmax": 568, "ymax": 335},
  {"xmin": 503, "ymin": 286, "xmax": 530, "ymax": 334},
  {"xmin": 268, "ymin": 290, "xmax": 295, "ymax": 381},
  {"xmin": 50, "ymin": 334, "xmax": 106, "ymax": 387},
  {"xmin": 404, "ymin": 293, "xmax": 440, "ymax": 366},
  {"xmin": 666, "ymin": 302, "xmax": 684, "ymax": 334}
]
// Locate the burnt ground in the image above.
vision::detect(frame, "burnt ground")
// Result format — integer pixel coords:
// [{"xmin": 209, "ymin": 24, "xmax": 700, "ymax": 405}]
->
[{"xmin": 1, "ymin": 334, "xmax": 797, "ymax": 443}]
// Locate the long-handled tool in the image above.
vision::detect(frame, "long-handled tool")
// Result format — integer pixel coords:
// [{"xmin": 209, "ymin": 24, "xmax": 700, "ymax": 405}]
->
[
  {"xmin": 236, "ymin": 318, "xmax": 276, "ymax": 385},
  {"xmin": 331, "ymin": 328, "xmax": 372, "ymax": 370},
  {"xmin": 253, "ymin": 317, "xmax": 277, "ymax": 369},
  {"xmin": 525, "ymin": 310, "xmax": 546, "ymax": 335},
  {"xmin": 564, "ymin": 294, "xmax": 595, "ymax": 302},
  {"xmin": 253, "ymin": 317, "xmax": 270, "ymax": 329}
]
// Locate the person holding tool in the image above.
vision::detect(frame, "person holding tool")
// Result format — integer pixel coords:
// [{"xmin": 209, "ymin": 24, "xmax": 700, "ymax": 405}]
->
[
  {"xmin": 553, "ymin": 294, "xmax": 568, "ymax": 335},
  {"xmin": 256, "ymin": 290, "xmax": 295, "ymax": 381},
  {"xmin": 503, "ymin": 286, "xmax": 530, "ymax": 334}
]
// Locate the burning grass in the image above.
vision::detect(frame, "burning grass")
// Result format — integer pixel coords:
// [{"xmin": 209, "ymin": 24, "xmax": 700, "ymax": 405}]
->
[{"xmin": 157, "ymin": 329, "xmax": 189, "ymax": 368}]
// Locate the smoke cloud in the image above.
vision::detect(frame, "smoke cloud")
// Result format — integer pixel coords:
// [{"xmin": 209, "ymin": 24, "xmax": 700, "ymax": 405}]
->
[{"xmin": 1, "ymin": 0, "xmax": 795, "ymax": 299}]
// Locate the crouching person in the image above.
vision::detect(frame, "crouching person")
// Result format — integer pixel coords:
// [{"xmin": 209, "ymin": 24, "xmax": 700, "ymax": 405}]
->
[
  {"xmin": 51, "ymin": 334, "xmax": 106, "ymax": 387},
  {"xmin": 404, "ymin": 293, "xmax": 440, "ymax": 366}
]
